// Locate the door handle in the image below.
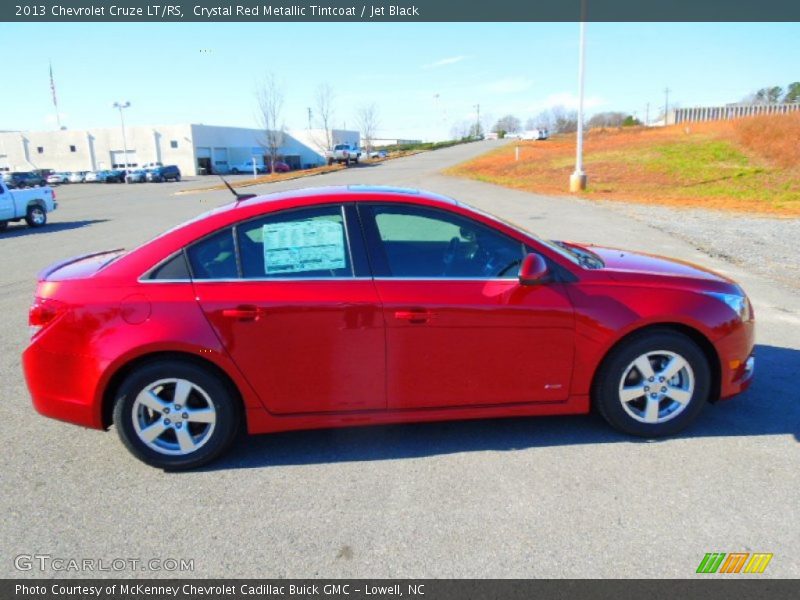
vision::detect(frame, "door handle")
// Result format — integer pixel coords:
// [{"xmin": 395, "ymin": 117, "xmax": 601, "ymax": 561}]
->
[
  {"xmin": 394, "ymin": 309, "xmax": 432, "ymax": 324},
  {"xmin": 222, "ymin": 306, "xmax": 265, "ymax": 321}
]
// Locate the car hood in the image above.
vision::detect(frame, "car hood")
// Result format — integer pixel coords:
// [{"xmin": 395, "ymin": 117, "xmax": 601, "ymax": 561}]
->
[{"xmin": 567, "ymin": 243, "xmax": 735, "ymax": 284}]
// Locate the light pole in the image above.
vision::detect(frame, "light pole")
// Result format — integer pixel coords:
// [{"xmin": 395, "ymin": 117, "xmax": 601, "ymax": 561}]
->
[
  {"xmin": 569, "ymin": 18, "xmax": 587, "ymax": 192},
  {"xmin": 112, "ymin": 101, "xmax": 131, "ymax": 182}
]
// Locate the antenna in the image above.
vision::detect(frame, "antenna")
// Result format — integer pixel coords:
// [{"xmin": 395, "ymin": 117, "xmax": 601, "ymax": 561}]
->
[{"xmin": 219, "ymin": 176, "xmax": 257, "ymax": 202}]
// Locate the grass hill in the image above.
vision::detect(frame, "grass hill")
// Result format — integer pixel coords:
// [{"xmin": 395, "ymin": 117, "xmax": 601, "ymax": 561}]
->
[{"xmin": 446, "ymin": 113, "xmax": 800, "ymax": 215}]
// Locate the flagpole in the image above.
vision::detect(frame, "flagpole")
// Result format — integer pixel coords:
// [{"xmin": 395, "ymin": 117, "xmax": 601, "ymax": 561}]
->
[{"xmin": 49, "ymin": 61, "xmax": 61, "ymax": 129}]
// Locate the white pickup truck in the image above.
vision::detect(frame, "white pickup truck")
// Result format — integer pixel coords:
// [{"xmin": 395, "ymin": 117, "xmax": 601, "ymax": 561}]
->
[
  {"xmin": 325, "ymin": 143, "xmax": 362, "ymax": 166},
  {"xmin": 0, "ymin": 181, "xmax": 57, "ymax": 231}
]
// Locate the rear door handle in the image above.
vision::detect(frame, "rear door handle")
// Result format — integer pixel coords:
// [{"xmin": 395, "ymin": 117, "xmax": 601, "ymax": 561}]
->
[
  {"xmin": 394, "ymin": 309, "xmax": 432, "ymax": 324},
  {"xmin": 222, "ymin": 305, "xmax": 265, "ymax": 321}
]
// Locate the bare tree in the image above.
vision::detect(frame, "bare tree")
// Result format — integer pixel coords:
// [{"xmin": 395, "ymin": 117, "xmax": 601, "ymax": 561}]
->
[
  {"xmin": 450, "ymin": 120, "xmax": 471, "ymax": 140},
  {"xmin": 255, "ymin": 73, "xmax": 286, "ymax": 174},
  {"xmin": 314, "ymin": 82, "xmax": 336, "ymax": 151},
  {"xmin": 356, "ymin": 103, "xmax": 380, "ymax": 158},
  {"xmin": 492, "ymin": 114, "xmax": 522, "ymax": 136},
  {"xmin": 586, "ymin": 111, "xmax": 627, "ymax": 129}
]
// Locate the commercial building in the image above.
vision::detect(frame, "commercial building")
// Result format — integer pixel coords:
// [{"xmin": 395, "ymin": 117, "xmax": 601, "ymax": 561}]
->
[{"xmin": 0, "ymin": 124, "xmax": 360, "ymax": 176}]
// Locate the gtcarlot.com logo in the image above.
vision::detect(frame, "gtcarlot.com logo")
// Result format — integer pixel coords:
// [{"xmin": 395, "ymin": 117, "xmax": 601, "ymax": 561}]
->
[
  {"xmin": 14, "ymin": 554, "xmax": 194, "ymax": 573},
  {"xmin": 696, "ymin": 552, "xmax": 773, "ymax": 574}
]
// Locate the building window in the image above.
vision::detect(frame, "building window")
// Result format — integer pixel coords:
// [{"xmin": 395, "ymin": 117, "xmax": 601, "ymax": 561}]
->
[
  {"xmin": 170, "ymin": 140, "xmax": 178, "ymax": 149},
  {"xmin": 69, "ymin": 145, "xmax": 76, "ymax": 152},
  {"xmin": 37, "ymin": 146, "xmax": 44, "ymax": 154}
]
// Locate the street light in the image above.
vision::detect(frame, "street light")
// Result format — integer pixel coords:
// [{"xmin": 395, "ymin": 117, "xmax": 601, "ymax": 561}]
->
[
  {"xmin": 112, "ymin": 101, "xmax": 131, "ymax": 182},
  {"xmin": 569, "ymin": 19, "xmax": 587, "ymax": 192}
]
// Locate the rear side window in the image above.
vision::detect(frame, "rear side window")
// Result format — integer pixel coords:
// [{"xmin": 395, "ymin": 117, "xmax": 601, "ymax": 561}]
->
[
  {"xmin": 236, "ymin": 205, "xmax": 352, "ymax": 279},
  {"xmin": 148, "ymin": 252, "xmax": 190, "ymax": 280},
  {"xmin": 186, "ymin": 228, "xmax": 237, "ymax": 279}
]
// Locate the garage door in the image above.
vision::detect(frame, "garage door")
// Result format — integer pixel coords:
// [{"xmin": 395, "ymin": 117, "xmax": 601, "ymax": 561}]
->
[
  {"xmin": 110, "ymin": 150, "xmax": 137, "ymax": 168},
  {"xmin": 196, "ymin": 147, "xmax": 212, "ymax": 159}
]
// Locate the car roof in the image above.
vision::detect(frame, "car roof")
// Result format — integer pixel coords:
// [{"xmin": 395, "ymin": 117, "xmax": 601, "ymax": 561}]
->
[{"xmin": 231, "ymin": 185, "xmax": 458, "ymax": 210}]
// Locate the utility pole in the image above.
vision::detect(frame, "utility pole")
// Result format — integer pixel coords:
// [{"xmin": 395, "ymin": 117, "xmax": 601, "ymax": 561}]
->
[
  {"xmin": 645, "ymin": 102, "xmax": 650, "ymax": 126},
  {"xmin": 474, "ymin": 103, "xmax": 481, "ymax": 138},
  {"xmin": 569, "ymin": 15, "xmax": 587, "ymax": 192},
  {"xmin": 664, "ymin": 87, "xmax": 670, "ymax": 126},
  {"xmin": 307, "ymin": 107, "xmax": 312, "ymax": 129}
]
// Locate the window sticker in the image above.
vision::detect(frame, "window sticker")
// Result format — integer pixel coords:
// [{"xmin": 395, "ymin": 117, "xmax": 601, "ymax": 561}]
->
[{"xmin": 263, "ymin": 220, "xmax": 346, "ymax": 274}]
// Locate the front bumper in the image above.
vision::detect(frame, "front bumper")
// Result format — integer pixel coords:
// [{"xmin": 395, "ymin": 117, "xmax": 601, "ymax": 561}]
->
[{"xmin": 715, "ymin": 319, "xmax": 755, "ymax": 400}]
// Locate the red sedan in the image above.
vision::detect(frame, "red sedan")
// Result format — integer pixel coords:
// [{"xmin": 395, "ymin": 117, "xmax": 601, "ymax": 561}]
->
[{"xmin": 23, "ymin": 186, "xmax": 755, "ymax": 469}]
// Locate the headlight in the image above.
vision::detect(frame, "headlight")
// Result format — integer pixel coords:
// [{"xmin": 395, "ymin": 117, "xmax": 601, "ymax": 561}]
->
[{"xmin": 703, "ymin": 291, "xmax": 752, "ymax": 321}]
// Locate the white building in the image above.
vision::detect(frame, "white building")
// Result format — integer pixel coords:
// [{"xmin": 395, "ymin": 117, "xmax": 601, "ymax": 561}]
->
[{"xmin": 0, "ymin": 124, "xmax": 360, "ymax": 176}]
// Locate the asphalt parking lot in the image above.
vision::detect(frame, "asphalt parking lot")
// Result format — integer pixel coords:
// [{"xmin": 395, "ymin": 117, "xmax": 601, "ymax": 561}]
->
[{"xmin": 1, "ymin": 142, "xmax": 798, "ymax": 578}]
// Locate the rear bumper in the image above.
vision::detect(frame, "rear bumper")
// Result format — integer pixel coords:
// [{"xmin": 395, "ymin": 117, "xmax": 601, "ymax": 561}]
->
[{"xmin": 22, "ymin": 342, "xmax": 105, "ymax": 430}]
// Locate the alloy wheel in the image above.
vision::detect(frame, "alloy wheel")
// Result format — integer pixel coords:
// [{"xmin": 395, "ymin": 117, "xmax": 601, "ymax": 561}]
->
[
  {"xmin": 617, "ymin": 350, "xmax": 695, "ymax": 424},
  {"xmin": 131, "ymin": 378, "xmax": 217, "ymax": 456}
]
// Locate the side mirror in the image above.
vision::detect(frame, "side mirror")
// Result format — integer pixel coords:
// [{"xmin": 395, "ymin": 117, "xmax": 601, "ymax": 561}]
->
[{"xmin": 518, "ymin": 253, "xmax": 549, "ymax": 285}]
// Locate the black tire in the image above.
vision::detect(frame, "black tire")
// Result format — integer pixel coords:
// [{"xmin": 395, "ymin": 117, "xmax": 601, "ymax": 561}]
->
[
  {"xmin": 175, "ymin": 174, "xmax": 181, "ymax": 182},
  {"xmin": 113, "ymin": 360, "xmax": 241, "ymax": 470},
  {"xmin": 593, "ymin": 329, "xmax": 710, "ymax": 437},
  {"xmin": 25, "ymin": 205, "xmax": 47, "ymax": 228},
  {"xmin": 0, "ymin": 220, "xmax": 7, "ymax": 232},
  {"xmin": 230, "ymin": 168, "xmax": 239, "ymax": 174}
]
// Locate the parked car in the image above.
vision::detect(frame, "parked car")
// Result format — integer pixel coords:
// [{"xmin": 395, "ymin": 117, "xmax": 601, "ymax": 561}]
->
[
  {"xmin": 68, "ymin": 171, "xmax": 88, "ymax": 183},
  {"xmin": 125, "ymin": 169, "xmax": 148, "ymax": 183},
  {"xmin": 141, "ymin": 162, "xmax": 163, "ymax": 170},
  {"xmin": 23, "ymin": 186, "xmax": 755, "ymax": 470},
  {"xmin": 229, "ymin": 161, "xmax": 266, "ymax": 174},
  {"xmin": 3, "ymin": 171, "xmax": 44, "ymax": 188},
  {"xmin": 46, "ymin": 172, "xmax": 70, "ymax": 185},
  {"xmin": 85, "ymin": 170, "xmax": 110, "ymax": 183},
  {"xmin": 325, "ymin": 143, "xmax": 362, "ymax": 165},
  {"xmin": 0, "ymin": 180, "xmax": 56, "ymax": 230},
  {"xmin": 520, "ymin": 129, "xmax": 549, "ymax": 141},
  {"xmin": 105, "ymin": 169, "xmax": 126, "ymax": 183},
  {"xmin": 146, "ymin": 165, "xmax": 181, "ymax": 182},
  {"xmin": 265, "ymin": 160, "xmax": 290, "ymax": 173},
  {"xmin": 369, "ymin": 150, "xmax": 389, "ymax": 159}
]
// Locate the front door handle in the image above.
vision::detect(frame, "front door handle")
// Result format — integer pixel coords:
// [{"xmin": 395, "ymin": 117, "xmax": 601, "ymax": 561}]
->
[
  {"xmin": 394, "ymin": 309, "xmax": 432, "ymax": 324},
  {"xmin": 222, "ymin": 305, "xmax": 265, "ymax": 321}
]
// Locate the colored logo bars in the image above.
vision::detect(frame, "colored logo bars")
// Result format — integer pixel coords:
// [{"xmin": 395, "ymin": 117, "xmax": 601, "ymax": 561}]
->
[{"xmin": 697, "ymin": 552, "xmax": 773, "ymax": 574}]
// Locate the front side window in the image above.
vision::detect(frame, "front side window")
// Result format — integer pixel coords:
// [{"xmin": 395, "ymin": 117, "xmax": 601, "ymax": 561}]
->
[
  {"xmin": 367, "ymin": 204, "xmax": 524, "ymax": 278},
  {"xmin": 237, "ymin": 205, "xmax": 352, "ymax": 279}
]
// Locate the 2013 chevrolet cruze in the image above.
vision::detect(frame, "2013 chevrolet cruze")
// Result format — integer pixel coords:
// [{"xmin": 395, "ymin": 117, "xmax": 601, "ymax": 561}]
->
[{"xmin": 23, "ymin": 186, "xmax": 755, "ymax": 469}]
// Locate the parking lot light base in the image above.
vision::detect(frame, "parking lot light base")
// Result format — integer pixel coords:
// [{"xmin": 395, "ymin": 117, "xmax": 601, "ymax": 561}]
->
[{"xmin": 570, "ymin": 171, "xmax": 587, "ymax": 192}]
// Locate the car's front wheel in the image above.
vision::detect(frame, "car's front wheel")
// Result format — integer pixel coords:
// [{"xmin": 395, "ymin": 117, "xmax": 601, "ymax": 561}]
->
[
  {"xmin": 593, "ymin": 329, "xmax": 710, "ymax": 437},
  {"xmin": 113, "ymin": 361, "xmax": 241, "ymax": 470}
]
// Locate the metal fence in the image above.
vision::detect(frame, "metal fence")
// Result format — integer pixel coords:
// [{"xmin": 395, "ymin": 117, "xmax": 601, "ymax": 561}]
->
[{"xmin": 669, "ymin": 103, "xmax": 800, "ymax": 125}]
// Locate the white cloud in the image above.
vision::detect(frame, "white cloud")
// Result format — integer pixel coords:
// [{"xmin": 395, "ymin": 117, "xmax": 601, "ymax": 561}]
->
[
  {"xmin": 484, "ymin": 77, "xmax": 534, "ymax": 94},
  {"xmin": 423, "ymin": 55, "xmax": 468, "ymax": 69}
]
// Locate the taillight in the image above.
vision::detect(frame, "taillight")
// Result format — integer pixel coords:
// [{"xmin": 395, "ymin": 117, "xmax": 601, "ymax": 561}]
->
[
  {"xmin": 52, "ymin": 189, "xmax": 57, "ymax": 200},
  {"xmin": 29, "ymin": 297, "xmax": 66, "ymax": 337}
]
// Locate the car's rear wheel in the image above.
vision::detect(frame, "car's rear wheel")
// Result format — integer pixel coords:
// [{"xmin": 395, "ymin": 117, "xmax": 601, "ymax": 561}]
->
[
  {"xmin": 174, "ymin": 174, "xmax": 181, "ymax": 182},
  {"xmin": 25, "ymin": 206, "xmax": 47, "ymax": 228},
  {"xmin": 113, "ymin": 361, "xmax": 241, "ymax": 470},
  {"xmin": 593, "ymin": 330, "xmax": 710, "ymax": 437}
]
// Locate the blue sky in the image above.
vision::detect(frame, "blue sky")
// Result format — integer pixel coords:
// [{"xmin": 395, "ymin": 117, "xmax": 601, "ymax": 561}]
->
[{"xmin": 3, "ymin": 22, "xmax": 799, "ymax": 140}]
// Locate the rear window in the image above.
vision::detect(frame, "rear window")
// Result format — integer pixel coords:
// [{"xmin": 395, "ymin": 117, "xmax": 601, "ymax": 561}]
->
[{"xmin": 186, "ymin": 228, "xmax": 238, "ymax": 279}]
